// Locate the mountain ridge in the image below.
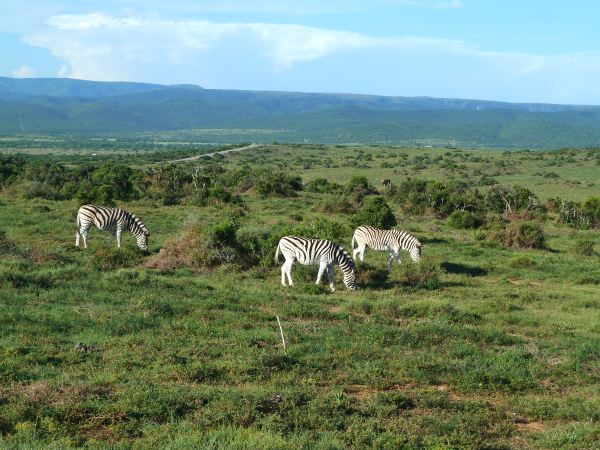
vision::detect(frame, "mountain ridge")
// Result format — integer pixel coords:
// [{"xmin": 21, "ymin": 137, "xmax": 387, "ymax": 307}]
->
[{"xmin": 1, "ymin": 76, "xmax": 600, "ymax": 148}]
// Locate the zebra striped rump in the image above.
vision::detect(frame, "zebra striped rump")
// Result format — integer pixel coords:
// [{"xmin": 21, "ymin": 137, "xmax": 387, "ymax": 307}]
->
[
  {"xmin": 351, "ymin": 225, "xmax": 422, "ymax": 266},
  {"xmin": 276, "ymin": 236, "xmax": 357, "ymax": 291},
  {"xmin": 76, "ymin": 205, "xmax": 150, "ymax": 250}
]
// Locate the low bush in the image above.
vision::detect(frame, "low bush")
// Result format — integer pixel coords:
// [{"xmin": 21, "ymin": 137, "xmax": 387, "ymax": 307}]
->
[
  {"xmin": 290, "ymin": 217, "xmax": 349, "ymax": 244},
  {"xmin": 305, "ymin": 178, "xmax": 341, "ymax": 194},
  {"xmin": 448, "ymin": 211, "xmax": 484, "ymax": 229},
  {"xmin": 510, "ymin": 255, "xmax": 537, "ymax": 268},
  {"xmin": 92, "ymin": 246, "xmax": 146, "ymax": 271},
  {"xmin": 0, "ymin": 229, "xmax": 16, "ymax": 255},
  {"xmin": 351, "ymin": 196, "xmax": 397, "ymax": 229},
  {"xmin": 394, "ymin": 258, "xmax": 444, "ymax": 290},
  {"xmin": 356, "ymin": 263, "xmax": 389, "ymax": 288},
  {"xmin": 571, "ymin": 238, "xmax": 596, "ymax": 257},
  {"xmin": 504, "ymin": 222, "xmax": 546, "ymax": 249}
]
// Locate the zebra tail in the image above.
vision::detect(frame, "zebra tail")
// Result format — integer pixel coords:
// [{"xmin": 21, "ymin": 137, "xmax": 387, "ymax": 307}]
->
[{"xmin": 274, "ymin": 241, "xmax": 281, "ymax": 263}]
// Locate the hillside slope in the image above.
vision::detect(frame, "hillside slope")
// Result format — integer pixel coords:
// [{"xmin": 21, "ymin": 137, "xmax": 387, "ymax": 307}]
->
[{"xmin": 1, "ymin": 77, "xmax": 599, "ymax": 148}]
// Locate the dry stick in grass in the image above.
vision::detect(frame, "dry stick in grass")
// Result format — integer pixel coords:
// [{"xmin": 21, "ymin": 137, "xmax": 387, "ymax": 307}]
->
[{"xmin": 276, "ymin": 315, "xmax": 287, "ymax": 355}]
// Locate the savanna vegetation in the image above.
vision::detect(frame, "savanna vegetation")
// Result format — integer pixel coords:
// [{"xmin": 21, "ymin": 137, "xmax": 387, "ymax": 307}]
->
[{"xmin": 0, "ymin": 141, "xmax": 598, "ymax": 449}]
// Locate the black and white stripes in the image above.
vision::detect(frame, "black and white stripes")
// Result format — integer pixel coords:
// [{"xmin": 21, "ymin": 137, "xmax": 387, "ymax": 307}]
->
[
  {"xmin": 352, "ymin": 225, "xmax": 422, "ymax": 270},
  {"xmin": 75, "ymin": 205, "xmax": 150, "ymax": 251},
  {"xmin": 275, "ymin": 236, "xmax": 357, "ymax": 291}
]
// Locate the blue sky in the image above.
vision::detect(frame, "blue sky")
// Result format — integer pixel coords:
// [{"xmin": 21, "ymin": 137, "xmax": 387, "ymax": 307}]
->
[{"xmin": 2, "ymin": 0, "xmax": 600, "ymax": 104}]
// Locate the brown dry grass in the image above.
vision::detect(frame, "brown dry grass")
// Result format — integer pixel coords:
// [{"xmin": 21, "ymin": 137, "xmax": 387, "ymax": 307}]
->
[{"xmin": 143, "ymin": 228, "xmax": 200, "ymax": 270}]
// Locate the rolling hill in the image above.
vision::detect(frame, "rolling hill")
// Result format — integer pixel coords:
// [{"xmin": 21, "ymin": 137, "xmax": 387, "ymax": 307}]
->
[{"xmin": 1, "ymin": 76, "xmax": 600, "ymax": 148}]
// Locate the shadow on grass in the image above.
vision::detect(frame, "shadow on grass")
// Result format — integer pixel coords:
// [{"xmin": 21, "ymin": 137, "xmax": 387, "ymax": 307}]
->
[
  {"xmin": 356, "ymin": 264, "xmax": 395, "ymax": 290},
  {"xmin": 421, "ymin": 237, "xmax": 449, "ymax": 244},
  {"xmin": 441, "ymin": 261, "xmax": 487, "ymax": 277}
]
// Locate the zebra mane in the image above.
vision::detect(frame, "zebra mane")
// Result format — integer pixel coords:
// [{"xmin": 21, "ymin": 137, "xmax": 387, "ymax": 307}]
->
[
  {"xmin": 334, "ymin": 245, "xmax": 355, "ymax": 270},
  {"xmin": 125, "ymin": 211, "xmax": 149, "ymax": 234},
  {"xmin": 393, "ymin": 229, "xmax": 421, "ymax": 249}
]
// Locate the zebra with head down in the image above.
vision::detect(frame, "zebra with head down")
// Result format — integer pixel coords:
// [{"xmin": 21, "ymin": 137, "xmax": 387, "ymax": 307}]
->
[
  {"xmin": 275, "ymin": 236, "xmax": 357, "ymax": 292},
  {"xmin": 352, "ymin": 225, "xmax": 422, "ymax": 270},
  {"xmin": 75, "ymin": 205, "xmax": 150, "ymax": 251}
]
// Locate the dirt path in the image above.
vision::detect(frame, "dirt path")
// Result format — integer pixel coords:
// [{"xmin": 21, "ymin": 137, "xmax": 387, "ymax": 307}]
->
[{"xmin": 170, "ymin": 143, "xmax": 261, "ymax": 163}]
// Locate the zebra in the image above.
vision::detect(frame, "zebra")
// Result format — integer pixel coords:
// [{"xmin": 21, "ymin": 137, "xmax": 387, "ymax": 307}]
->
[
  {"xmin": 75, "ymin": 205, "xmax": 150, "ymax": 251},
  {"xmin": 351, "ymin": 225, "xmax": 422, "ymax": 270},
  {"xmin": 275, "ymin": 236, "xmax": 357, "ymax": 292}
]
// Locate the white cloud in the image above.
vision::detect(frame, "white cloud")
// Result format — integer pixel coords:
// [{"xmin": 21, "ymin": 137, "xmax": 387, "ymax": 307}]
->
[
  {"xmin": 57, "ymin": 65, "xmax": 70, "ymax": 77},
  {"xmin": 25, "ymin": 13, "xmax": 475, "ymax": 79},
  {"xmin": 11, "ymin": 65, "xmax": 37, "ymax": 78},
  {"xmin": 21, "ymin": 13, "xmax": 600, "ymax": 103}
]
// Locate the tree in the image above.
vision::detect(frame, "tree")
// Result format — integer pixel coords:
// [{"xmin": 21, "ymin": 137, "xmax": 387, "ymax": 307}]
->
[{"xmin": 352, "ymin": 196, "xmax": 397, "ymax": 229}]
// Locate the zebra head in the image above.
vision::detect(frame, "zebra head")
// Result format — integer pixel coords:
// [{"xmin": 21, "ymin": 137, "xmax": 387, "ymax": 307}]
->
[
  {"xmin": 336, "ymin": 247, "xmax": 358, "ymax": 291},
  {"xmin": 137, "ymin": 230, "xmax": 150, "ymax": 251},
  {"xmin": 409, "ymin": 241, "xmax": 423, "ymax": 262},
  {"xmin": 344, "ymin": 269, "xmax": 358, "ymax": 291},
  {"xmin": 130, "ymin": 216, "xmax": 150, "ymax": 251}
]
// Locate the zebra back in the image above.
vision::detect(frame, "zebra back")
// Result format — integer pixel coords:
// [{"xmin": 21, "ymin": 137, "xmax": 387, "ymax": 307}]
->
[
  {"xmin": 78, "ymin": 205, "xmax": 149, "ymax": 249},
  {"xmin": 354, "ymin": 225, "xmax": 422, "ymax": 261},
  {"xmin": 277, "ymin": 236, "xmax": 357, "ymax": 289}
]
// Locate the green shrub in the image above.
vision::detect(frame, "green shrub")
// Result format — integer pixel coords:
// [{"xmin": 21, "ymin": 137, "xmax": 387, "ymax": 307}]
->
[
  {"xmin": 290, "ymin": 217, "xmax": 349, "ymax": 243},
  {"xmin": 448, "ymin": 211, "xmax": 483, "ymax": 229},
  {"xmin": 305, "ymin": 178, "xmax": 341, "ymax": 194},
  {"xmin": 92, "ymin": 246, "xmax": 146, "ymax": 271},
  {"xmin": 250, "ymin": 170, "xmax": 302, "ymax": 197},
  {"xmin": 356, "ymin": 263, "xmax": 389, "ymax": 288},
  {"xmin": 394, "ymin": 258, "xmax": 444, "ymax": 290},
  {"xmin": 504, "ymin": 221, "xmax": 546, "ymax": 249},
  {"xmin": 0, "ymin": 229, "xmax": 16, "ymax": 255},
  {"xmin": 572, "ymin": 238, "xmax": 596, "ymax": 256},
  {"xmin": 510, "ymin": 255, "xmax": 537, "ymax": 268},
  {"xmin": 351, "ymin": 196, "xmax": 397, "ymax": 229}
]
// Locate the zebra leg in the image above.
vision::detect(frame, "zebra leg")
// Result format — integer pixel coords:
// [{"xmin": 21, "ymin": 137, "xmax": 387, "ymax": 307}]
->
[
  {"xmin": 327, "ymin": 264, "xmax": 335, "ymax": 292},
  {"xmin": 316, "ymin": 262, "xmax": 327, "ymax": 285},
  {"xmin": 387, "ymin": 252, "xmax": 395, "ymax": 271},
  {"xmin": 81, "ymin": 229, "xmax": 89, "ymax": 248},
  {"xmin": 116, "ymin": 228, "xmax": 122, "ymax": 248},
  {"xmin": 353, "ymin": 244, "xmax": 366, "ymax": 262},
  {"xmin": 281, "ymin": 260, "xmax": 288, "ymax": 286},
  {"xmin": 285, "ymin": 260, "xmax": 294, "ymax": 286},
  {"xmin": 75, "ymin": 230, "xmax": 80, "ymax": 247}
]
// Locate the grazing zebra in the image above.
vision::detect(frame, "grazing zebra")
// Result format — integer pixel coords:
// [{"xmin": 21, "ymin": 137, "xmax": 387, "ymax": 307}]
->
[
  {"xmin": 275, "ymin": 236, "xmax": 357, "ymax": 292},
  {"xmin": 75, "ymin": 205, "xmax": 150, "ymax": 251},
  {"xmin": 352, "ymin": 225, "xmax": 422, "ymax": 270}
]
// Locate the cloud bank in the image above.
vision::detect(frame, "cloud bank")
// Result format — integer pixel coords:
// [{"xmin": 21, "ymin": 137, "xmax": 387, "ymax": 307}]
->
[{"xmin": 23, "ymin": 13, "xmax": 600, "ymax": 103}]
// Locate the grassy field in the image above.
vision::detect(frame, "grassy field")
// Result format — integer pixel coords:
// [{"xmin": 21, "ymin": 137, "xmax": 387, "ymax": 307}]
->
[{"xmin": 0, "ymin": 143, "xmax": 599, "ymax": 449}]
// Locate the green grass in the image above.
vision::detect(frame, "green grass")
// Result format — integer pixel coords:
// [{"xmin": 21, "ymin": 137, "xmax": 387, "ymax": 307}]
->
[{"xmin": 0, "ymin": 144, "xmax": 599, "ymax": 449}]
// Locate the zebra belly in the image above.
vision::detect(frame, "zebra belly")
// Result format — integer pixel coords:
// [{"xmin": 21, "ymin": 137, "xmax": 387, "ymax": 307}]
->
[
  {"xmin": 366, "ymin": 242, "xmax": 390, "ymax": 251},
  {"xmin": 295, "ymin": 254, "xmax": 322, "ymax": 266}
]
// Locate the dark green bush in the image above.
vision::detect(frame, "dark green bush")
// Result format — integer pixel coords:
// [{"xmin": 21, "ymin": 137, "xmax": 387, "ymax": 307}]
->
[
  {"xmin": 351, "ymin": 196, "xmax": 397, "ymax": 229},
  {"xmin": 290, "ymin": 217, "xmax": 349, "ymax": 244},
  {"xmin": 356, "ymin": 263, "xmax": 389, "ymax": 288},
  {"xmin": 571, "ymin": 238, "xmax": 596, "ymax": 256},
  {"xmin": 0, "ymin": 229, "xmax": 16, "ymax": 255},
  {"xmin": 92, "ymin": 246, "xmax": 146, "ymax": 271},
  {"xmin": 394, "ymin": 258, "xmax": 444, "ymax": 290},
  {"xmin": 305, "ymin": 178, "xmax": 341, "ymax": 194},
  {"xmin": 504, "ymin": 222, "xmax": 546, "ymax": 249},
  {"xmin": 249, "ymin": 169, "xmax": 302, "ymax": 197},
  {"xmin": 448, "ymin": 211, "xmax": 483, "ymax": 229},
  {"xmin": 510, "ymin": 256, "xmax": 537, "ymax": 268}
]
